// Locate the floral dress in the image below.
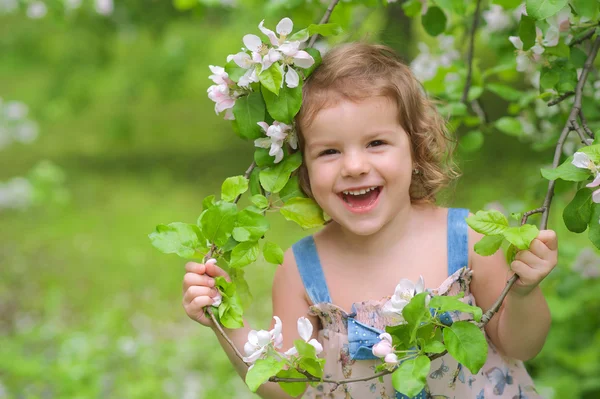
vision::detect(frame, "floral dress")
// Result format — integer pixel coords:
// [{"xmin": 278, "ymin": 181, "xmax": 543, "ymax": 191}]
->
[{"xmin": 291, "ymin": 208, "xmax": 541, "ymax": 399}]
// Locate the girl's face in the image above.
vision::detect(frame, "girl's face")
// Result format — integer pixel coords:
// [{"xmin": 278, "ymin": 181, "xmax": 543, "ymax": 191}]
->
[{"xmin": 302, "ymin": 96, "xmax": 414, "ymax": 237}]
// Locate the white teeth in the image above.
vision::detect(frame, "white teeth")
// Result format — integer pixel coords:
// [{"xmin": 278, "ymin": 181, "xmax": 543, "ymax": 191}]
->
[{"xmin": 342, "ymin": 186, "xmax": 378, "ymax": 196}]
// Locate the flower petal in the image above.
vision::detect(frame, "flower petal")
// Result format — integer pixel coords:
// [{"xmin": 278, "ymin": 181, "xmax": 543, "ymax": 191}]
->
[
  {"xmin": 586, "ymin": 174, "xmax": 600, "ymax": 188},
  {"xmin": 379, "ymin": 333, "xmax": 393, "ymax": 344},
  {"xmin": 271, "ymin": 316, "xmax": 283, "ymax": 340},
  {"xmin": 243, "ymin": 34, "xmax": 263, "ymax": 53},
  {"xmin": 573, "ymin": 152, "xmax": 592, "ymax": 169},
  {"xmin": 276, "ymin": 18, "xmax": 293, "ymax": 36},
  {"xmin": 256, "ymin": 330, "xmax": 271, "ymax": 347},
  {"xmin": 297, "ymin": 317, "xmax": 313, "ymax": 342},
  {"xmin": 284, "ymin": 347, "xmax": 298, "ymax": 357},
  {"xmin": 292, "ymin": 51, "xmax": 315, "ymax": 68},
  {"xmin": 257, "ymin": 121, "xmax": 270, "ymax": 133},
  {"xmin": 285, "ymin": 67, "xmax": 299, "ymax": 88},
  {"xmin": 509, "ymin": 36, "xmax": 523, "ymax": 50},
  {"xmin": 308, "ymin": 338, "xmax": 323, "ymax": 354},
  {"xmin": 415, "ymin": 276, "xmax": 425, "ymax": 294},
  {"xmin": 254, "ymin": 137, "xmax": 272, "ymax": 149},
  {"xmin": 258, "ymin": 20, "xmax": 279, "ymax": 46},
  {"xmin": 593, "ymin": 189, "xmax": 600, "ymax": 204}
]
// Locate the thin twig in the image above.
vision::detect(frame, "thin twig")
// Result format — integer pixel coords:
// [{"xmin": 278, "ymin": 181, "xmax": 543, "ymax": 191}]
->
[
  {"xmin": 461, "ymin": 0, "xmax": 483, "ymax": 104},
  {"xmin": 208, "ymin": 309, "xmax": 251, "ymax": 366},
  {"xmin": 571, "ymin": 120, "xmax": 592, "ymax": 144},
  {"xmin": 548, "ymin": 91, "xmax": 574, "ymax": 106},
  {"xmin": 308, "ymin": 0, "xmax": 341, "ymax": 48},
  {"xmin": 579, "ymin": 109, "xmax": 595, "ymax": 139},
  {"xmin": 569, "ymin": 26, "xmax": 598, "ymax": 47},
  {"xmin": 471, "ymin": 99, "xmax": 488, "ymax": 124},
  {"xmin": 480, "ymin": 36, "xmax": 600, "ymax": 326}
]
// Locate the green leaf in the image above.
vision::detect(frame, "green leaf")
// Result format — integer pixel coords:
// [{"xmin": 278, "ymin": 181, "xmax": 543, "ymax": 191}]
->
[
  {"xmin": 570, "ymin": 0, "xmax": 599, "ymax": 19},
  {"xmin": 232, "ymin": 92, "xmax": 266, "ymax": 140},
  {"xmin": 202, "ymin": 195, "xmax": 216, "ymax": 211},
  {"xmin": 563, "ymin": 188, "xmax": 593, "ymax": 233},
  {"xmin": 288, "ymin": 28, "xmax": 309, "ymax": 42},
  {"xmin": 298, "ymin": 357, "xmax": 324, "ymax": 378},
  {"xmin": 221, "ymin": 176, "xmax": 249, "ymax": 202},
  {"xmin": 443, "ymin": 321, "xmax": 488, "ymax": 374},
  {"xmin": 259, "ymin": 152, "xmax": 303, "ymax": 193},
  {"xmin": 459, "ymin": 130, "xmax": 484, "ymax": 153},
  {"xmin": 386, "ymin": 323, "xmax": 412, "ymax": 350},
  {"xmin": 307, "ymin": 23, "xmax": 343, "ymax": 37},
  {"xmin": 423, "ymin": 338, "xmax": 446, "ymax": 354},
  {"xmin": 429, "ymin": 295, "xmax": 483, "ymax": 322},
  {"xmin": 232, "ymin": 209, "xmax": 270, "ymax": 242},
  {"xmin": 199, "ymin": 201, "xmax": 238, "ymax": 247},
  {"xmin": 214, "ymin": 277, "xmax": 244, "ymax": 329},
  {"xmin": 173, "ymin": 0, "xmax": 197, "ymax": 10},
  {"xmin": 302, "ymin": 48, "xmax": 322, "ymax": 77},
  {"xmin": 588, "ymin": 204, "xmax": 600, "ymax": 249},
  {"xmin": 276, "ymin": 369, "xmax": 307, "ymax": 396},
  {"xmin": 570, "ymin": 47, "xmax": 588, "ymax": 69},
  {"xmin": 519, "ymin": 15, "xmax": 537, "ymax": 50},
  {"xmin": 579, "ymin": 144, "xmax": 600, "ymax": 163},
  {"xmin": 224, "ymin": 59, "xmax": 247, "ymax": 83},
  {"xmin": 249, "ymin": 168, "xmax": 262, "ymax": 197},
  {"xmin": 280, "ymin": 197, "xmax": 325, "ymax": 229},
  {"xmin": 541, "ymin": 156, "xmax": 591, "ymax": 182},
  {"xmin": 526, "ymin": 0, "xmax": 569, "ymax": 20},
  {"xmin": 254, "ymin": 147, "xmax": 275, "ymax": 168},
  {"xmin": 391, "ymin": 355, "xmax": 430, "ymax": 397},
  {"xmin": 294, "ymin": 339, "xmax": 317, "ymax": 359},
  {"xmin": 261, "ymin": 79, "xmax": 303, "ymax": 124},
  {"xmin": 465, "ymin": 210, "xmax": 509, "ymax": 235},
  {"xmin": 245, "ymin": 358, "xmax": 285, "ymax": 392},
  {"xmin": 422, "ymin": 6, "xmax": 447, "ymax": 36},
  {"xmin": 506, "ymin": 243, "xmax": 518, "ymax": 264},
  {"xmin": 279, "ymin": 175, "xmax": 305, "ymax": 202},
  {"xmin": 263, "ymin": 241, "xmax": 284, "ymax": 264},
  {"xmin": 495, "ymin": 117, "xmax": 523, "ymax": 136},
  {"xmin": 259, "ymin": 62, "xmax": 284, "ymax": 96},
  {"xmin": 540, "ymin": 67, "xmax": 560, "ymax": 90},
  {"xmin": 467, "ymin": 86, "xmax": 484, "ymax": 102},
  {"xmin": 402, "ymin": 292, "xmax": 431, "ymax": 342},
  {"xmin": 230, "ymin": 241, "xmax": 260, "ymax": 268},
  {"xmin": 433, "ymin": 0, "xmax": 466, "ymax": 14},
  {"xmin": 402, "ymin": 0, "xmax": 422, "ymax": 17},
  {"xmin": 249, "ymin": 194, "xmax": 269, "ymax": 210},
  {"xmin": 487, "ymin": 84, "xmax": 523, "ymax": 102},
  {"xmin": 229, "ymin": 267, "xmax": 253, "ymax": 310},
  {"xmin": 502, "ymin": 225, "xmax": 540, "ymax": 250},
  {"xmin": 149, "ymin": 222, "xmax": 204, "ymax": 258},
  {"xmin": 474, "ymin": 234, "xmax": 504, "ymax": 256}
]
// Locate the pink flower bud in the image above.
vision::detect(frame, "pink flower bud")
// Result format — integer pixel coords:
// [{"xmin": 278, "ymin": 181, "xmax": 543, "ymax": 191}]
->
[
  {"xmin": 372, "ymin": 340, "xmax": 393, "ymax": 358},
  {"xmin": 384, "ymin": 353, "xmax": 399, "ymax": 366}
]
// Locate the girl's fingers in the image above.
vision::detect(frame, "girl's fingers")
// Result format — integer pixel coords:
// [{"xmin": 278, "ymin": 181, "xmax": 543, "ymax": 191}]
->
[
  {"xmin": 528, "ymin": 238, "xmax": 553, "ymax": 260},
  {"xmin": 514, "ymin": 250, "xmax": 540, "ymax": 267},
  {"xmin": 536, "ymin": 230, "xmax": 558, "ymax": 251},
  {"xmin": 185, "ymin": 262, "xmax": 205, "ymax": 274},
  {"xmin": 204, "ymin": 262, "xmax": 231, "ymax": 282},
  {"xmin": 182, "ymin": 272, "xmax": 216, "ymax": 292},
  {"xmin": 185, "ymin": 296, "xmax": 215, "ymax": 315},
  {"xmin": 183, "ymin": 285, "xmax": 219, "ymax": 305}
]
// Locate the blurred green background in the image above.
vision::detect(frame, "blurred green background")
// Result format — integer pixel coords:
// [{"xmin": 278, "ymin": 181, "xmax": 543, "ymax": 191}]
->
[{"xmin": 1, "ymin": 1, "xmax": 599, "ymax": 398}]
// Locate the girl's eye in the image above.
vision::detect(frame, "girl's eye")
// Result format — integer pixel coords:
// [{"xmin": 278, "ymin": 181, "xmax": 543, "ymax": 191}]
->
[
  {"xmin": 319, "ymin": 149, "xmax": 338, "ymax": 156},
  {"xmin": 368, "ymin": 140, "xmax": 386, "ymax": 147}
]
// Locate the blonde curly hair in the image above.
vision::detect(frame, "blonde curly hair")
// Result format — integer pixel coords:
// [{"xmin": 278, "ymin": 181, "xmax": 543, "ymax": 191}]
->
[{"xmin": 294, "ymin": 42, "xmax": 460, "ymax": 203}]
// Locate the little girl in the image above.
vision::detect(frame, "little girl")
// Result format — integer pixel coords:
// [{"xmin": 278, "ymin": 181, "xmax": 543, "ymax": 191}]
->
[{"xmin": 182, "ymin": 43, "xmax": 558, "ymax": 398}]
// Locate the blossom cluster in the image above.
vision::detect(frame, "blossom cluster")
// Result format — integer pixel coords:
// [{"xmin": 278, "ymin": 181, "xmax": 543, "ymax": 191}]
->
[
  {"xmin": 572, "ymin": 152, "xmax": 600, "ymax": 205},
  {"xmin": 0, "ymin": 98, "xmax": 38, "ymax": 151},
  {"xmin": 207, "ymin": 17, "xmax": 313, "ymax": 164},
  {"xmin": 242, "ymin": 316, "xmax": 323, "ymax": 364}
]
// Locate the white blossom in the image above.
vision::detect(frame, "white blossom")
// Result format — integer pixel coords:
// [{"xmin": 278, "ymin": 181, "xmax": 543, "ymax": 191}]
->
[
  {"xmin": 243, "ymin": 316, "xmax": 283, "ymax": 363},
  {"xmin": 284, "ymin": 317, "xmax": 323, "ymax": 357},
  {"xmin": 26, "ymin": 2, "xmax": 47, "ymax": 19},
  {"xmin": 483, "ymin": 5, "xmax": 513, "ymax": 32},
  {"xmin": 382, "ymin": 276, "xmax": 425, "ymax": 317},
  {"xmin": 254, "ymin": 121, "xmax": 294, "ymax": 163}
]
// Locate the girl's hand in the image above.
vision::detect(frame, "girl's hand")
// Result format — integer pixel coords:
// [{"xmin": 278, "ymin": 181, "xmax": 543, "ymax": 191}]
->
[
  {"xmin": 510, "ymin": 229, "xmax": 558, "ymax": 297},
  {"xmin": 182, "ymin": 259, "xmax": 230, "ymax": 327}
]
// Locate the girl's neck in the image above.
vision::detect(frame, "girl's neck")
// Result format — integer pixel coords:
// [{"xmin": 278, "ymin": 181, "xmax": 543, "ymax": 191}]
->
[{"xmin": 325, "ymin": 201, "xmax": 434, "ymax": 257}]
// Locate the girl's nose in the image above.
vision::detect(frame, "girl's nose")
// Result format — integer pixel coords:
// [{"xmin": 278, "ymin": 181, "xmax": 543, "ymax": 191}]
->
[{"xmin": 341, "ymin": 151, "xmax": 371, "ymax": 177}]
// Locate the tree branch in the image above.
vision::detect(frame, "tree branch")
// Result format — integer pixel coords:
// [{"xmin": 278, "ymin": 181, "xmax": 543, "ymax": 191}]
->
[
  {"xmin": 308, "ymin": 0, "xmax": 341, "ymax": 48},
  {"xmin": 579, "ymin": 109, "xmax": 595, "ymax": 139},
  {"xmin": 548, "ymin": 91, "xmax": 574, "ymax": 106}
]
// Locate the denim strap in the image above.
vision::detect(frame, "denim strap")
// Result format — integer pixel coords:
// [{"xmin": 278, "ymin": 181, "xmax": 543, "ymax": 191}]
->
[
  {"xmin": 447, "ymin": 208, "xmax": 470, "ymax": 276},
  {"xmin": 291, "ymin": 236, "xmax": 332, "ymax": 304}
]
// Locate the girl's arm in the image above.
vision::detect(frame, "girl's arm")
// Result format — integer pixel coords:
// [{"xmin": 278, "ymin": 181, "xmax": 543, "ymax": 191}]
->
[{"xmin": 468, "ymin": 226, "xmax": 557, "ymax": 361}]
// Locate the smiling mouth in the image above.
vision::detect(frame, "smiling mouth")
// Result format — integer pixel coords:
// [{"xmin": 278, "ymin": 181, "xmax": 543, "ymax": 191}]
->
[{"xmin": 339, "ymin": 186, "xmax": 382, "ymax": 209}]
